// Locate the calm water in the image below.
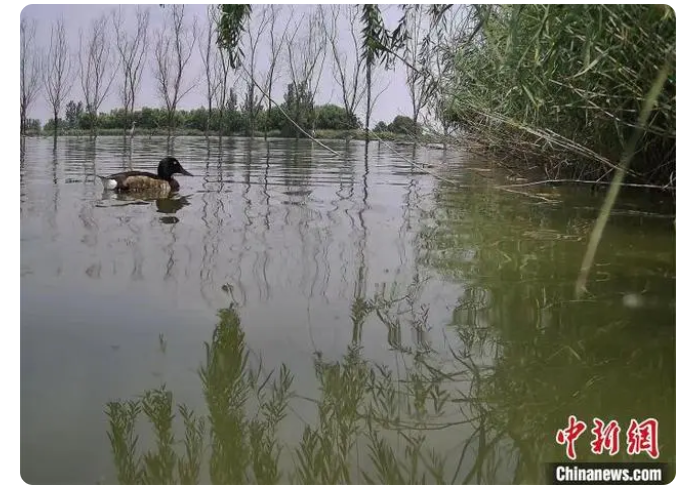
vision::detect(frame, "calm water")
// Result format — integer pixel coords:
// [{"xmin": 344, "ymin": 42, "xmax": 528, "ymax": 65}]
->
[{"xmin": 20, "ymin": 136, "xmax": 675, "ymax": 484}]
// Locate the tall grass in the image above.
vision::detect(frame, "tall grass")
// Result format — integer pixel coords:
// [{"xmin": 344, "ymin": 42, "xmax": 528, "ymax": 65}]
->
[{"xmin": 446, "ymin": 5, "xmax": 675, "ymax": 186}]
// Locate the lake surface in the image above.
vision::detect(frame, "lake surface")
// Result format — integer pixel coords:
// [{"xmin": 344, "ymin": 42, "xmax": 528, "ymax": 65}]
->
[{"xmin": 20, "ymin": 136, "xmax": 675, "ymax": 484}]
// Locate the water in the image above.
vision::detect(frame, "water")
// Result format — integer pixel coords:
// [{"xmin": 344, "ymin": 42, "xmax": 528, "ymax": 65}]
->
[{"xmin": 20, "ymin": 136, "xmax": 675, "ymax": 484}]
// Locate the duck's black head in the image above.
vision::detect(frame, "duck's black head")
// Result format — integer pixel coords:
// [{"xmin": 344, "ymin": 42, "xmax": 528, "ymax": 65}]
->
[{"xmin": 157, "ymin": 156, "xmax": 193, "ymax": 180}]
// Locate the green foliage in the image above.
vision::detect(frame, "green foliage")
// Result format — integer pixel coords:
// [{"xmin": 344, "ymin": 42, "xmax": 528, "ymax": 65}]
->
[
  {"xmin": 281, "ymin": 82, "xmax": 315, "ymax": 138},
  {"xmin": 186, "ymin": 107, "xmax": 210, "ymax": 132},
  {"xmin": 315, "ymin": 104, "xmax": 361, "ymax": 130},
  {"xmin": 64, "ymin": 100, "xmax": 84, "ymax": 129},
  {"xmin": 360, "ymin": 5, "xmax": 388, "ymax": 67},
  {"xmin": 48, "ymin": 101, "xmax": 397, "ymax": 138},
  {"xmin": 240, "ymin": 89, "xmax": 264, "ymax": 136},
  {"xmin": 264, "ymin": 105, "xmax": 286, "ymax": 133},
  {"xmin": 388, "ymin": 115, "xmax": 420, "ymax": 135},
  {"xmin": 216, "ymin": 4, "xmax": 252, "ymax": 68},
  {"xmin": 373, "ymin": 121, "xmax": 389, "ymax": 133},
  {"xmin": 448, "ymin": 4, "xmax": 675, "ymax": 183},
  {"xmin": 43, "ymin": 118, "xmax": 68, "ymax": 132},
  {"xmin": 23, "ymin": 118, "xmax": 41, "ymax": 132},
  {"xmin": 360, "ymin": 4, "xmax": 413, "ymax": 69}
]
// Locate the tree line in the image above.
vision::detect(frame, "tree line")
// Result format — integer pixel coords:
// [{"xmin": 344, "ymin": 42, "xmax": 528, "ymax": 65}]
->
[
  {"xmin": 41, "ymin": 98, "xmax": 421, "ymax": 138},
  {"xmin": 42, "ymin": 100, "xmax": 363, "ymax": 135}
]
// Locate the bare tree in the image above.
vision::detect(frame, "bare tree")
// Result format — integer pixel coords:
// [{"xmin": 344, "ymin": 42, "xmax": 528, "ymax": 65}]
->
[
  {"xmin": 113, "ymin": 6, "xmax": 149, "ymax": 136},
  {"xmin": 43, "ymin": 18, "xmax": 73, "ymax": 137},
  {"xmin": 261, "ymin": 6, "xmax": 289, "ymax": 140},
  {"xmin": 79, "ymin": 15, "xmax": 117, "ymax": 136},
  {"xmin": 365, "ymin": 55, "xmax": 372, "ymax": 143},
  {"xmin": 198, "ymin": 5, "xmax": 222, "ymax": 136},
  {"xmin": 322, "ymin": 5, "xmax": 366, "ymax": 132},
  {"xmin": 20, "ymin": 18, "xmax": 41, "ymax": 135},
  {"xmin": 285, "ymin": 7, "xmax": 327, "ymax": 138},
  {"xmin": 213, "ymin": 45, "xmax": 235, "ymax": 138},
  {"xmin": 367, "ymin": 68, "xmax": 390, "ymax": 132},
  {"xmin": 211, "ymin": 7, "xmax": 245, "ymax": 139},
  {"xmin": 154, "ymin": 4, "xmax": 198, "ymax": 135},
  {"xmin": 240, "ymin": 7, "xmax": 272, "ymax": 137},
  {"xmin": 236, "ymin": 5, "xmax": 289, "ymax": 140}
]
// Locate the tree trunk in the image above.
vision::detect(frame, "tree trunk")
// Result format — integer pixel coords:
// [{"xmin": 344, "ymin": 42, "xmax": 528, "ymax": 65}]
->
[
  {"xmin": 265, "ymin": 96, "xmax": 271, "ymax": 142},
  {"xmin": 365, "ymin": 60, "xmax": 372, "ymax": 144},
  {"xmin": 248, "ymin": 85, "xmax": 255, "ymax": 139},
  {"xmin": 206, "ymin": 103, "xmax": 212, "ymax": 138},
  {"xmin": 20, "ymin": 108, "xmax": 26, "ymax": 136},
  {"xmin": 90, "ymin": 112, "xmax": 97, "ymax": 139},
  {"xmin": 168, "ymin": 108, "xmax": 175, "ymax": 137},
  {"xmin": 412, "ymin": 111, "xmax": 419, "ymax": 141}
]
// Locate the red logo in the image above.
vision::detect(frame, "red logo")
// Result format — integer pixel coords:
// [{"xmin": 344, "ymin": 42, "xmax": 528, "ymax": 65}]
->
[
  {"xmin": 556, "ymin": 417, "xmax": 660, "ymax": 460},
  {"xmin": 590, "ymin": 418, "xmax": 621, "ymax": 456},
  {"xmin": 556, "ymin": 415, "xmax": 587, "ymax": 460},
  {"xmin": 626, "ymin": 418, "xmax": 660, "ymax": 459}
]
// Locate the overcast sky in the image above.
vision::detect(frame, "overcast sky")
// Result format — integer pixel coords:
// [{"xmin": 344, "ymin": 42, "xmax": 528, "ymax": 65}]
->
[{"xmin": 21, "ymin": 3, "xmax": 416, "ymax": 126}]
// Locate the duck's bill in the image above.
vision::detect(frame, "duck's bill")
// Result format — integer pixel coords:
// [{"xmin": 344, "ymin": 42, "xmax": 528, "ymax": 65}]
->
[{"xmin": 180, "ymin": 168, "xmax": 194, "ymax": 176}]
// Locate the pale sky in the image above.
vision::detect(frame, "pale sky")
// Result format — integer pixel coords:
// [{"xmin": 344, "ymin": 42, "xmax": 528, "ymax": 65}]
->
[{"xmin": 20, "ymin": 3, "xmax": 416, "ymax": 126}]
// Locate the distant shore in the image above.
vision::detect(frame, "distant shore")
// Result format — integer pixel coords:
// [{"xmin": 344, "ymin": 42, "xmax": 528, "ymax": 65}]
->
[{"xmin": 21, "ymin": 128, "xmax": 450, "ymax": 145}]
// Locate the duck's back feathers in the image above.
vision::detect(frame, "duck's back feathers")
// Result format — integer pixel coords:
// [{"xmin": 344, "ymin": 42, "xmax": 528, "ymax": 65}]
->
[{"xmin": 98, "ymin": 171, "xmax": 179, "ymax": 193}]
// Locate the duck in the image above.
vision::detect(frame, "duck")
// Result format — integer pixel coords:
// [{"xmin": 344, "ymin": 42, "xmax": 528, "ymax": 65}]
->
[{"xmin": 96, "ymin": 156, "xmax": 193, "ymax": 194}]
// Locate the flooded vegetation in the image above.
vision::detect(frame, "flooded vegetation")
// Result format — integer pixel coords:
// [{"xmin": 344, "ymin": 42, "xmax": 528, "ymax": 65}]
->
[{"xmin": 21, "ymin": 136, "xmax": 675, "ymax": 483}]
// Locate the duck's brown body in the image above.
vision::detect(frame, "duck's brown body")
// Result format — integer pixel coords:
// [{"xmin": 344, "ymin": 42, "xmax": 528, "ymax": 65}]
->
[
  {"xmin": 107, "ymin": 171, "xmax": 181, "ymax": 193},
  {"xmin": 97, "ymin": 157, "xmax": 192, "ymax": 195}
]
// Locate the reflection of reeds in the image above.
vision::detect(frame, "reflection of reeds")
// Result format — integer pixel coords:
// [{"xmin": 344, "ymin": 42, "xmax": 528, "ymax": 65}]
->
[
  {"xmin": 102, "ymin": 282, "xmax": 494, "ymax": 484},
  {"xmin": 106, "ymin": 400, "xmax": 140, "ymax": 484},
  {"xmin": 295, "ymin": 343, "xmax": 368, "ymax": 484},
  {"xmin": 106, "ymin": 260, "xmax": 674, "ymax": 484},
  {"xmin": 106, "ymin": 388, "xmax": 205, "ymax": 484},
  {"xmin": 106, "ymin": 294, "xmax": 475, "ymax": 484}
]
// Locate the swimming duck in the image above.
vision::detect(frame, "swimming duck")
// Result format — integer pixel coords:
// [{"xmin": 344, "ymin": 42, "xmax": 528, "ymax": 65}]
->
[{"xmin": 97, "ymin": 156, "xmax": 193, "ymax": 194}]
